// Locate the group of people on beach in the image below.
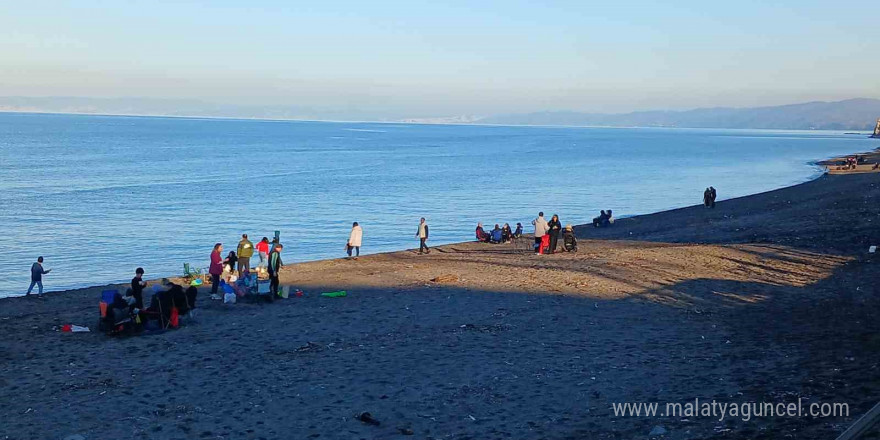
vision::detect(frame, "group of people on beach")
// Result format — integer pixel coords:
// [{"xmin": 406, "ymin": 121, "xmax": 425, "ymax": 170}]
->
[
  {"xmin": 210, "ymin": 234, "xmax": 284, "ymax": 299},
  {"xmin": 531, "ymin": 212, "xmax": 577, "ymax": 254},
  {"xmin": 475, "ymin": 222, "xmax": 524, "ymax": 244}
]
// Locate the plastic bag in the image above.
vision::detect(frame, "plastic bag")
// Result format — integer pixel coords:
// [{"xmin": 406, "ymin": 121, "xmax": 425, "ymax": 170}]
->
[{"xmin": 224, "ymin": 292, "xmax": 237, "ymax": 304}]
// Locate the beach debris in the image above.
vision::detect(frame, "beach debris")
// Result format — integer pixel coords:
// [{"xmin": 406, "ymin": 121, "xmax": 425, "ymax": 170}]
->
[
  {"xmin": 62, "ymin": 435, "xmax": 86, "ymax": 440},
  {"xmin": 870, "ymin": 246, "xmax": 877, "ymax": 253},
  {"xmin": 649, "ymin": 425, "xmax": 667, "ymax": 436},
  {"xmin": 430, "ymin": 274, "xmax": 459, "ymax": 283},
  {"xmin": 398, "ymin": 427, "xmax": 415, "ymax": 435},
  {"xmin": 61, "ymin": 325, "xmax": 90, "ymax": 333},
  {"xmin": 321, "ymin": 290, "xmax": 347, "ymax": 298},
  {"xmin": 355, "ymin": 412, "xmax": 380, "ymax": 426},
  {"xmin": 468, "ymin": 415, "xmax": 476, "ymax": 421}
]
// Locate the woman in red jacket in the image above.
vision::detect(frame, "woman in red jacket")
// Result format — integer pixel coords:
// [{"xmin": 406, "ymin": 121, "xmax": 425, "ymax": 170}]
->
[{"xmin": 209, "ymin": 243, "xmax": 224, "ymax": 300}]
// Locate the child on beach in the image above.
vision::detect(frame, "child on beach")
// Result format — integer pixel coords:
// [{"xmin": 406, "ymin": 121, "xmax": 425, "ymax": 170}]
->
[
  {"xmin": 256, "ymin": 237, "xmax": 270, "ymax": 271},
  {"xmin": 25, "ymin": 256, "xmax": 51, "ymax": 295}
]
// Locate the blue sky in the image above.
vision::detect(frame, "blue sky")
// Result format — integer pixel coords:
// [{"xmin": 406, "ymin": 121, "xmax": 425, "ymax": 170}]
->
[{"xmin": 1, "ymin": 0, "xmax": 878, "ymax": 117}]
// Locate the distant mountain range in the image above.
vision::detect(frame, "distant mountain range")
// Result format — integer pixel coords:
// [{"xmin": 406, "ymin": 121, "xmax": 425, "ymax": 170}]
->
[
  {"xmin": 1, "ymin": 96, "xmax": 879, "ymax": 131},
  {"xmin": 478, "ymin": 98, "xmax": 880, "ymax": 131}
]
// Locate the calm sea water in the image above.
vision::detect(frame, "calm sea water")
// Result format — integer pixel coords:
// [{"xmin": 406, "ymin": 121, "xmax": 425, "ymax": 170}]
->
[{"xmin": 0, "ymin": 112, "xmax": 872, "ymax": 297}]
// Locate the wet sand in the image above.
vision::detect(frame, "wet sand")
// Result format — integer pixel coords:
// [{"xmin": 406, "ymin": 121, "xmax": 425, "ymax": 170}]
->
[{"xmin": 2, "ymin": 155, "xmax": 880, "ymax": 439}]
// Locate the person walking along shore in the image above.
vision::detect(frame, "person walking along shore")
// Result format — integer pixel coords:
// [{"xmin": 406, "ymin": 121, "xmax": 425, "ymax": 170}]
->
[
  {"xmin": 25, "ymin": 256, "xmax": 51, "ymax": 295},
  {"xmin": 417, "ymin": 218, "xmax": 430, "ymax": 254},
  {"xmin": 347, "ymin": 222, "xmax": 363, "ymax": 259}
]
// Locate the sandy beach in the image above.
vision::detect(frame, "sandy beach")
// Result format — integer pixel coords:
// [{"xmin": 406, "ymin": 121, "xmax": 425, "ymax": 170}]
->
[{"xmin": 3, "ymin": 154, "xmax": 880, "ymax": 439}]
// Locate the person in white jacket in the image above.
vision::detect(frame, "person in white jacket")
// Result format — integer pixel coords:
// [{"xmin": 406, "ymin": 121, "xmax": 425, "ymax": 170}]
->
[
  {"xmin": 347, "ymin": 222, "xmax": 363, "ymax": 259},
  {"xmin": 532, "ymin": 211, "xmax": 549, "ymax": 254}
]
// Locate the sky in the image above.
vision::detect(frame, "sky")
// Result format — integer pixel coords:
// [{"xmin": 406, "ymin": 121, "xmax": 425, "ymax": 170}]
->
[{"xmin": 1, "ymin": 0, "xmax": 879, "ymax": 118}]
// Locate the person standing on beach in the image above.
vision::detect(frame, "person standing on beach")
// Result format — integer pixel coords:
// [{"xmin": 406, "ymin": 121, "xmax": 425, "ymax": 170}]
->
[
  {"xmin": 416, "ymin": 218, "xmax": 430, "ymax": 254},
  {"xmin": 547, "ymin": 214, "xmax": 562, "ymax": 254},
  {"xmin": 709, "ymin": 187, "xmax": 717, "ymax": 208},
  {"xmin": 25, "ymin": 256, "xmax": 51, "ymax": 295},
  {"xmin": 209, "ymin": 243, "xmax": 224, "ymax": 300},
  {"xmin": 268, "ymin": 243, "xmax": 284, "ymax": 298},
  {"xmin": 130, "ymin": 267, "xmax": 146, "ymax": 309},
  {"xmin": 532, "ymin": 212, "xmax": 549, "ymax": 254},
  {"xmin": 236, "ymin": 234, "xmax": 254, "ymax": 276},
  {"xmin": 703, "ymin": 188, "xmax": 711, "ymax": 208},
  {"xmin": 256, "ymin": 237, "xmax": 270, "ymax": 271},
  {"xmin": 347, "ymin": 222, "xmax": 363, "ymax": 259}
]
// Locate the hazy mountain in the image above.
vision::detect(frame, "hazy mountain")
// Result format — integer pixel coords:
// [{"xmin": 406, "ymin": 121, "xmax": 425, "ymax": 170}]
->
[
  {"xmin": 2, "ymin": 96, "xmax": 879, "ymax": 130},
  {"xmin": 478, "ymin": 98, "xmax": 880, "ymax": 131}
]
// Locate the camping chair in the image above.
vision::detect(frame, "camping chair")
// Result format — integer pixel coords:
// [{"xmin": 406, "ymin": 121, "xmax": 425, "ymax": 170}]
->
[{"xmin": 183, "ymin": 263, "xmax": 204, "ymax": 282}]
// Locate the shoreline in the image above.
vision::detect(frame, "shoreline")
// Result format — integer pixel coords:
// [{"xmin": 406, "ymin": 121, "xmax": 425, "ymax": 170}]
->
[
  {"xmin": 3, "ymin": 148, "xmax": 880, "ymax": 438},
  {"xmin": 4, "ymin": 148, "xmax": 873, "ymax": 300}
]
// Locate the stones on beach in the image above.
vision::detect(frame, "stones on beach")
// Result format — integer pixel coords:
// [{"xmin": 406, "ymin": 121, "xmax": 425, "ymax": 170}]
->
[{"xmin": 355, "ymin": 412, "xmax": 380, "ymax": 426}]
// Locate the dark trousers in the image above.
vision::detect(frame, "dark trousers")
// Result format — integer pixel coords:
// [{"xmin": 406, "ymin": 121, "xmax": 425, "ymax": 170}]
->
[
  {"xmin": 419, "ymin": 238, "xmax": 429, "ymax": 253},
  {"xmin": 269, "ymin": 273, "xmax": 280, "ymax": 296},
  {"xmin": 347, "ymin": 245, "xmax": 360, "ymax": 257},
  {"xmin": 534, "ymin": 237, "xmax": 542, "ymax": 253},
  {"xmin": 211, "ymin": 273, "xmax": 220, "ymax": 294},
  {"xmin": 549, "ymin": 233, "xmax": 560, "ymax": 253}
]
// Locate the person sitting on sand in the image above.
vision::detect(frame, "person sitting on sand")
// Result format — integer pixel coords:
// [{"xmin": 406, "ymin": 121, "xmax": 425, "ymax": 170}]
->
[
  {"xmin": 490, "ymin": 224, "xmax": 503, "ymax": 243},
  {"xmin": 563, "ymin": 224, "xmax": 578, "ymax": 252},
  {"xmin": 501, "ymin": 223, "xmax": 512, "ymax": 243},
  {"xmin": 514, "ymin": 223, "xmax": 523, "ymax": 238},
  {"xmin": 475, "ymin": 223, "xmax": 490, "ymax": 243},
  {"xmin": 593, "ymin": 210, "xmax": 608, "ymax": 227}
]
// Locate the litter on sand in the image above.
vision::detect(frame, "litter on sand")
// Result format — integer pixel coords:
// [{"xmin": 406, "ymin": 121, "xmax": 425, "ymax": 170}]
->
[
  {"xmin": 321, "ymin": 291, "xmax": 347, "ymax": 298},
  {"xmin": 61, "ymin": 324, "xmax": 90, "ymax": 333}
]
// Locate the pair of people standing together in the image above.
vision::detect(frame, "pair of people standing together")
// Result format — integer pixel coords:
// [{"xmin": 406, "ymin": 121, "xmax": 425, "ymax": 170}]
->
[{"xmin": 532, "ymin": 212, "xmax": 562, "ymax": 254}]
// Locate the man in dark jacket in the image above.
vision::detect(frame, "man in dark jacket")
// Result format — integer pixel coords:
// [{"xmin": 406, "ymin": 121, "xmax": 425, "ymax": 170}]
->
[
  {"xmin": 26, "ymin": 256, "xmax": 51, "ymax": 295},
  {"xmin": 268, "ymin": 244, "xmax": 284, "ymax": 298}
]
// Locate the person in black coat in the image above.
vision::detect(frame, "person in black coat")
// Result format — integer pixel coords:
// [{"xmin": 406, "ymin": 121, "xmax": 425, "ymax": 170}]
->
[{"xmin": 547, "ymin": 214, "xmax": 562, "ymax": 254}]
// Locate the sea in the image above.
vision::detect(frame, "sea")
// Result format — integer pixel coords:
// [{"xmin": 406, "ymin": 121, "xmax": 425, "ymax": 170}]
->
[{"xmin": 0, "ymin": 112, "xmax": 873, "ymax": 297}]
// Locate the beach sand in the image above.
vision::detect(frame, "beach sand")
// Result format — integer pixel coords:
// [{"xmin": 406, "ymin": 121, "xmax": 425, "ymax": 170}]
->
[{"xmin": 2, "ymin": 162, "xmax": 880, "ymax": 439}]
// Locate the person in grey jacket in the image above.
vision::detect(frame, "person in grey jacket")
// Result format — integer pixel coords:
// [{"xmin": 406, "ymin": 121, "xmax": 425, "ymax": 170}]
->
[
  {"xmin": 26, "ymin": 256, "xmax": 51, "ymax": 295},
  {"xmin": 531, "ymin": 212, "xmax": 549, "ymax": 254}
]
